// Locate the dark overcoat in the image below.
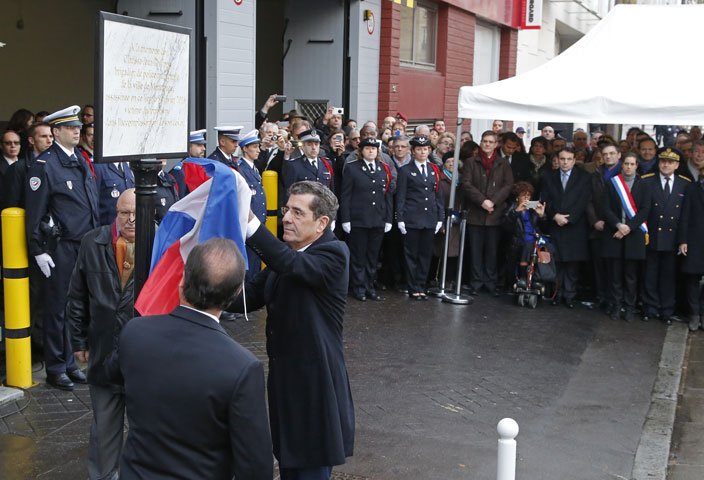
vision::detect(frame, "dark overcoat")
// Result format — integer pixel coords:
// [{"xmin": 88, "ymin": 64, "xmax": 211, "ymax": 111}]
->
[
  {"xmin": 339, "ymin": 159, "xmax": 393, "ymax": 228},
  {"xmin": 641, "ymin": 173, "xmax": 689, "ymax": 252},
  {"xmin": 678, "ymin": 180, "xmax": 704, "ymax": 274},
  {"xmin": 601, "ymin": 176, "xmax": 650, "ymax": 260},
  {"xmin": 541, "ymin": 167, "xmax": 592, "ymax": 262},
  {"xmin": 462, "ymin": 155, "xmax": 514, "ymax": 226},
  {"xmin": 235, "ymin": 225, "xmax": 355, "ymax": 468}
]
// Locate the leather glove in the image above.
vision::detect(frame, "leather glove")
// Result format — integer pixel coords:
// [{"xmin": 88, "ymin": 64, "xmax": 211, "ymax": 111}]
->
[
  {"xmin": 384, "ymin": 223, "xmax": 392, "ymax": 233},
  {"xmin": 35, "ymin": 253, "xmax": 55, "ymax": 278},
  {"xmin": 435, "ymin": 221, "xmax": 443, "ymax": 234},
  {"xmin": 342, "ymin": 222, "xmax": 351, "ymax": 234},
  {"xmin": 398, "ymin": 222, "xmax": 407, "ymax": 235}
]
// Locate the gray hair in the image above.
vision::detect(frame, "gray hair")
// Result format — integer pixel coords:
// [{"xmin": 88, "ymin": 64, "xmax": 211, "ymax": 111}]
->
[{"xmin": 288, "ymin": 181, "xmax": 339, "ymax": 221}]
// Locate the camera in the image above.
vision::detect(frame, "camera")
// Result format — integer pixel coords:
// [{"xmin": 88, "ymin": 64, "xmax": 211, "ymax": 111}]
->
[
  {"xmin": 275, "ymin": 95, "xmax": 286, "ymax": 102},
  {"xmin": 331, "ymin": 107, "xmax": 344, "ymax": 116}
]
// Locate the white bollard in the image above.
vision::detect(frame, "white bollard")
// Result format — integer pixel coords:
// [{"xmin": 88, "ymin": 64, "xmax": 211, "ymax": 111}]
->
[{"xmin": 497, "ymin": 418, "xmax": 519, "ymax": 480}]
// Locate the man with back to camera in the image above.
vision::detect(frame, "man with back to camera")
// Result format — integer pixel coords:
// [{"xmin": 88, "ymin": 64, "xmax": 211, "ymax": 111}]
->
[
  {"xmin": 230, "ymin": 181, "xmax": 354, "ymax": 480},
  {"xmin": 118, "ymin": 238, "xmax": 272, "ymax": 480}
]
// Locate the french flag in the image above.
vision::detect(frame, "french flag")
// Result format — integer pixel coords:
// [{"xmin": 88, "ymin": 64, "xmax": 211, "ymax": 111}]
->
[{"xmin": 135, "ymin": 158, "xmax": 251, "ymax": 316}]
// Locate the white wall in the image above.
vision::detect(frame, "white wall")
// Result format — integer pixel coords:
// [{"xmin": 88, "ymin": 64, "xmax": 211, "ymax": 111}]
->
[{"xmin": 349, "ymin": 0, "xmax": 381, "ymax": 124}]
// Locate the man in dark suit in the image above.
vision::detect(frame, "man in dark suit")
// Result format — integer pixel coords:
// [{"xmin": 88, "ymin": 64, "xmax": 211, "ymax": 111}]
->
[
  {"xmin": 498, "ymin": 131, "xmax": 531, "ymax": 184},
  {"xmin": 118, "ymin": 238, "xmax": 272, "ymax": 480},
  {"xmin": 641, "ymin": 147, "xmax": 691, "ymax": 324},
  {"xmin": 541, "ymin": 147, "xmax": 592, "ymax": 308},
  {"xmin": 232, "ymin": 181, "xmax": 354, "ymax": 480}
]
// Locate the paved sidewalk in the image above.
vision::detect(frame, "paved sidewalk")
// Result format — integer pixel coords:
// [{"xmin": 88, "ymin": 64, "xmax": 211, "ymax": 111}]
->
[{"xmin": 0, "ymin": 292, "xmax": 687, "ymax": 479}]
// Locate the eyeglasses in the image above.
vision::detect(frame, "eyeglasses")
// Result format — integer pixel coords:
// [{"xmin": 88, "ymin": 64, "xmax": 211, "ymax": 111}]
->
[
  {"xmin": 2, "ymin": 141, "xmax": 20, "ymax": 145},
  {"xmin": 117, "ymin": 210, "xmax": 136, "ymax": 220},
  {"xmin": 281, "ymin": 206, "xmax": 309, "ymax": 219}
]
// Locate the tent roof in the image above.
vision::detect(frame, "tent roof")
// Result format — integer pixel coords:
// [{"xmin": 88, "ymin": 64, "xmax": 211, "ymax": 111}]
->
[{"xmin": 458, "ymin": 4, "xmax": 704, "ymax": 124}]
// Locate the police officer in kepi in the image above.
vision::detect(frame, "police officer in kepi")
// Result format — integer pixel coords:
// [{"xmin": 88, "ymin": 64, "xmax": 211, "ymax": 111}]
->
[
  {"xmin": 340, "ymin": 138, "xmax": 394, "ymax": 301},
  {"xmin": 93, "ymin": 158, "xmax": 134, "ymax": 226},
  {"xmin": 283, "ymin": 129, "xmax": 335, "ymax": 195},
  {"xmin": 237, "ymin": 130, "xmax": 267, "ymax": 278},
  {"xmin": 169, "ymin": 128, "xmax": 207, "ymax": 197},
  {"xmin": 26, "ymin": 105, "xmax": 99, "ymax": 390},
  {"xmin": 210, "ymin": 125, "xmax": 243, "ymax": 170},
  {"xmin": 641, "ymin": 147, "xmax": 691, "ymax": 325},
  {"xmin": 395, "ymin": 135, "xmax": 444, "ymax": 300},
  {"xmin": 154, "ymin": 159, "xmax": 179, "ymax": 224}
]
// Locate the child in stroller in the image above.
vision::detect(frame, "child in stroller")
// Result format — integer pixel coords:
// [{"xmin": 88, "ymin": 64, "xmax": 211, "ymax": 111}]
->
[{"xmin": 504, "ymin": 182, "xmax": 553, "ymax": 308}]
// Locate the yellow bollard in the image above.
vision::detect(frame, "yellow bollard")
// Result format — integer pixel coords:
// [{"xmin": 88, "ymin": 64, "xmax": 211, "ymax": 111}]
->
[
  {"xmin": 2, "ymin": 208, "xmax": 33, "ymax": 388},
  {"xmin": 262, "ymin": 170, "xmax": 278, "ymax": 237}
]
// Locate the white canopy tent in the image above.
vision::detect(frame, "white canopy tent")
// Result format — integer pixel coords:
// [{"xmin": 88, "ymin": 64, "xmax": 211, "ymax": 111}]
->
[{"xmin": 458, "ymin": 4, "xmax": 704, "ymax": 125}]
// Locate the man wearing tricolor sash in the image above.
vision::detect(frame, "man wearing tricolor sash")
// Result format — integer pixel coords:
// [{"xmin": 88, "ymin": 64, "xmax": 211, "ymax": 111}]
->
[{"xmin": 601, "ymin": 152, "xmax": 650, "ymax": 322}]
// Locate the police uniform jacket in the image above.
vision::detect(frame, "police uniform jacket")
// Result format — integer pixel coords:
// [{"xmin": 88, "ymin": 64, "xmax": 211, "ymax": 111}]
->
[
  {"xmin": 155, "ymin": 170, "xmax": 179, "ymax": 224},
  {"xmin": 641, "ymin": 172, "xmax": 689, "ymax": 252},
  {"xmin": 283, "ymin": 156, "xmax": 335, "ymax": 193},
  {"xmin": 339, "ymin": 159, "xmax": 392, "ymax": 228},
  {"xmin": 678, "ymin": 180, "xmax": 704, "ymax": 274},
  {"xmin": 541, "ymin": 167, "xmax": 592, "ymax": 262},
  {"xmin": 238, "ymin": 157, "xmax": 267, "ymax": 223},
  {"xmin": 168, "ymin": 161, "xmax": 190, "ymax": 198},
  {"xmin": 395, "ymin": 161, "xmax": 444, "ymax": 229},
  {"xmin": 231, "ymin": 225, "xmax": 354, "ymax": 468},
  {"xmin": 94, "ymin": 162, "xmax": 135, "ymax": 226},
  {"xmin": 208, "ymin": 147, "xmax": 238, "ymax": 170},
  {"xmin": 601, "ymin": 175, "xmax": 650, "ymax": 260},
  {"xmin": 26, "ymin": 142, "xmax": 99, "ymax": 256},
  {"xmin": 462, "ymin": 155, "xmax": 514, "ymax": 227},
  {"xmin": 66, "ymin": 225, "xmax": 134, "ymax": 387}
]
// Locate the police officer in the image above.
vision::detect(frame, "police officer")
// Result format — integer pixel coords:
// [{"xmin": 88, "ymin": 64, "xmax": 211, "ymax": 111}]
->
[
  {"xmin": 210, "ymin": 125, "xmax": 243, "ymax": 170},
  {"xmin": 26, "ymin": 105, "xmax": 99, "ymax": 390},
  {"xmin": 641, "ymin": 147, "xmax": 691, "ymax": 324},
  {"xmin": 282, "ymin": 129, "xmax": 335, "ymax": 194},
  {"xmin": 340, "ymin": 138, "xmax": 393, "ymax": 301},
  {"xmin": 155, "ymin": 160, "xmax": 179, "ymax": 224},
  {"xmin": 237, "ymin": 130, "xmax": 267, "ymax": 278},
  {"xmin": 395, "ymin": 136, "xmax": 444, "ymax": 300},
  {"xmin": 169, "ymin": 129, "xmax": 207, "ymax": 198},
  {"xmin": 93, "ymin": 160, "xmax": 134, "ymax": 226}
]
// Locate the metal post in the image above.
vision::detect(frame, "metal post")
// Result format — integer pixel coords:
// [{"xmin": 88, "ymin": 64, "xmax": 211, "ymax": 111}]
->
[
  {"xmin": 2, "ymin": 208, "xmax": 33, "ymax": 388},
  {"xmin": 428, "ymin": 214, "xmax": 453, "ymax": 298},
  {"xmin": 130, "ymin": 159, "xmax": 162, "ymax": 299},
  {"xmin": 496, "ymin": 418, "xmax": 519, "ymax": 480},
  {"xmin": 262, "ymin": 170, "xmax": 278, "ymax": 236},
  {"xmin": 442, "ymin": 211, "xmax": 472, "ymax": 305}
]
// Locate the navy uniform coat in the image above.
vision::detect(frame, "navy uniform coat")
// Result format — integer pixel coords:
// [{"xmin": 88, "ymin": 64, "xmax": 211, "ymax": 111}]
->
[
  {"xmin": 641, "ymin": 172, "xmax": 689, "ymax": 252},
  {"xmin": 395, "ymin": 161, "xmax": 445, "ymax": 229},
  {"xmin": 233, "ymin": 225, "xmax": 354, "ymax": 468},
  {"xmin": 541, "ymin": 167, "xmax": 592, "ymax": 262},
  {"xmin": 339, "ymin": 159, "xmax": 393, "ymax": 228},
  {"xmin": 93, "ymin": 162, "xmax": 135, "ymax": 226},
  {"xmin": 282, "ymin": 156, "xmax": 334, "ymax": 194},
  {"xmin": 26, "ymin": 142, "xmax": 99, "ymax": 256},
  {"xmin": 208, "ymin": 147, "xmax": 238, "ymax": 170},
  {"xmin": 601, "ymin": 176, "xmax": 650, "ymax": 260},
  {"xmin": 155, "ymin": 170, "xmax": 179, "ymax": 224},
  {"xmin": 678, "ymin": 179, "xmax": 704, "ymax": 274},
  {"xmin": 238, "ymin": 158, "xmax": 267, "ymax": 223},
  {"xmin": 118, "ymin": 306, "xmax": 272, "ymax": 480}
]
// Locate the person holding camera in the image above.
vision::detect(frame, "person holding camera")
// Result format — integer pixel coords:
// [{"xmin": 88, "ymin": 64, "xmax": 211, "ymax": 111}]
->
[
  {"xmin": 504, "ymin": 181, "xmax": 546, "ymax": 286},
  {"xmin": 316, "ymin": 106, "xmax": 344, "ymax": 146}
]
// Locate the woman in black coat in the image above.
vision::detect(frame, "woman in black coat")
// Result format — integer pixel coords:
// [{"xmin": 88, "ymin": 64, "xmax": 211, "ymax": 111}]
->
[{"xmin": 678, "ymin": 169, "xmax": 704, "ymax": 331}]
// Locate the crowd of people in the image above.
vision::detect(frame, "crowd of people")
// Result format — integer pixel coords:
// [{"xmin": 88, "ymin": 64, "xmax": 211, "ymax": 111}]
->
[{"xmin": 1, "ymin": 97, "xmax": 704, "ymax": 480}]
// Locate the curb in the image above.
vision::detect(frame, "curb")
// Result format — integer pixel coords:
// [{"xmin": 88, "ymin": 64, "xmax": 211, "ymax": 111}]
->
[
  {"xmin": 631, "ymin": 323, "xmax": 688, "ymax": 480},
  {"xmin": 0, "ymin": 385, "xmax": 25, "ymax": 407}
]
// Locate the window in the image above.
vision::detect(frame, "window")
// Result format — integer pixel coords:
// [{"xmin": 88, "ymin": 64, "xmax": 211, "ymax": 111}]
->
[{"xmin": 399, "ymin": 2, "xmax": 438, "ymax": 69}]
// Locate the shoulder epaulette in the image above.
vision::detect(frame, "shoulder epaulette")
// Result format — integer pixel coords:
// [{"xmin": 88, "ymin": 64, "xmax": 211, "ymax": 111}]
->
[
  {"xmin": 678, "ymin": 175, "xmax": 692, "ymax": 182},
  {"xmin": 641, "ymin": 173, "xmax": 655, "ymax": 178},
  {"xmin": 36, "ymin": 159, "xmax": 46, "ymax": 164}
]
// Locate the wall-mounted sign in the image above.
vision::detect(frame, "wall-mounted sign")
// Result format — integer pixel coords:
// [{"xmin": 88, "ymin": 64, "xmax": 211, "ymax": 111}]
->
[
  {"xmin": 234, "ymin": 0, "xmax": 243, "ymax": 5},
  {"xmin": 366, "ymin": 11, "xmax": 375, "ymax": 35},
  {"xmin": 521, "ymin": 0, "xmax": 542, "ymax": 30}
]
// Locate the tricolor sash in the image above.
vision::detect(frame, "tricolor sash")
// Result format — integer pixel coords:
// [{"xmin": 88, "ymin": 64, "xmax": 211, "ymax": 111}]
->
[{"xmin": 611, "ymin": 174, "xmax": 649, "ymax": 244}]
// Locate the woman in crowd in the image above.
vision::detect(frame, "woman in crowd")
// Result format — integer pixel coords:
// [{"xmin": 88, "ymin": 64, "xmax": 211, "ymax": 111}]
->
[
  {"xmin": 345, "ymin": 128, "xmax": 361, "ymax": 158},
  {"xmin": 528, "ymin": 136, "xmax": 550, "ymax": 187},
  {"xmin": 432, "ymin": 152, "xmax": 463, "ymax": 284},
  {"xmin": 504, "ymin": 181, "xmax": 546, "ymax": 285},
  {"xmin": 435, "ymin": 133, "xmax": 455, "ymax": 160},
  {"xmin": 7, "ymin": 108, "xmax": 35, "ymax": 157}
]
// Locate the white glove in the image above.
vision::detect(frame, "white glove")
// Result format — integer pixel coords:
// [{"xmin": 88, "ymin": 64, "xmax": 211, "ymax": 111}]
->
[
  {"xmin": 330, "ymin": 220, "xmax": 336, "ymax": 231},
  {"xmin": 342, "ymin": 222, "xmax": 351, "ymax": 234},
  {"xmin": 398, "ymin": 222, "xmax": 407, "ymax": 235},
  {"xmin": 435, "ymin": 221, "xmax": 443, "ymax": 234},
  {"xmin": 35, "ymin": 253, "xmax": 55, "ymax": 278},
  {"xmin": 384, "ymin": 223, "xmax": 392, "ymax": 233}
]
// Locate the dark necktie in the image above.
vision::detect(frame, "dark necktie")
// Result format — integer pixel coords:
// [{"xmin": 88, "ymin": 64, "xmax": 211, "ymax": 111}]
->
[
  {"xmin": 368, "ymin": 162, "xmax": 374, "ymax": 172},
  {"xmin": 664, "ymin": 176, "xmax": 671, "ymax": 197},
  {"xmin": 421, "ymin": 164, "xmax": 426, "ymax": 178},
  {"xmin": 311, "ymin": 160, "xmax": 317, "ymax": 170}
]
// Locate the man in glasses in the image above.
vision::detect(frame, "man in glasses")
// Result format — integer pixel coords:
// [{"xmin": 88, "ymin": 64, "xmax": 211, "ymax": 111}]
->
[
  {"xmin": 25, "ymin": 105, "xmax": 99, "ymax": 391},
  {"xmin": 66, "ymin": 188, "xmax": 136, "ymax": 480},
  {"xmin": 0, "ymin": 130, "xmax": 21, "ymax": 189}
]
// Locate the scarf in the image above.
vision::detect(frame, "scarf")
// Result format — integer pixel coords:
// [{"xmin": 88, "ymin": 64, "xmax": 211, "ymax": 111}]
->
[
  {"xmin": 530, "ymin": 154, "xmax": 546, "ymax": 171},
  {"xmin": 112, "ymin": 221, "xmax": 135, "ymax": 289},
  {"xmin": 602, "ymin": 161, "xmax": 621, "ymax": 182},
  {"xmin": 479, "ymin": 149, "xmax": 496, "ymax": 175},
  {"xmin": 443, "ymin": 168, "xmax": 459, "ymax": 186}
]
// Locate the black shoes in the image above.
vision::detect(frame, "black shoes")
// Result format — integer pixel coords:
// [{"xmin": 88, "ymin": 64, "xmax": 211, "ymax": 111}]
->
[
  {"xmin": 67, "ymin": 369, "xmax": 88, "ymax": 384},
  {"xmin": 367, "ymin": 292, "xmax": 381, "ymax": 301},
  {"xmin": 566, "ymin": 301, "xmax": 575, "ymax": 309},
  {"xmin": 352, "ymin": 292, "xmax": 366, "ymax": 302},
  {"xmin": 46, "ymin": 373, "xmax": 74, "ymax": 391}
]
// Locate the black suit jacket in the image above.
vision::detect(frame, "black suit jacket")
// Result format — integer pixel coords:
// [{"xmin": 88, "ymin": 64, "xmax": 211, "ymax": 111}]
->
[
  {"xmin": 641, "ymin": 173, "xmax": 689, "ymax": 252},
  {"xmin": 118, "ymin": 306, "xmax": 272, "ymax": 480},
  {"xmin": 232, "ymin": 225, "xmax": 355, "ymax": 468},
  {"xmin": 601, "ymin": 175, "xmax": 650, "ymax": 260}
]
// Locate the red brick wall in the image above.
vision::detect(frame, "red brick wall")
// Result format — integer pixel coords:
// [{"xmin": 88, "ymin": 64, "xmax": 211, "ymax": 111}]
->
[
  {"xmin": 499, "ymin": 27, "xmax": 518, "ymax": 80},
  {"xmin": 442, "ymin": 6, "xmax": 475, "ymax": 127},
  {"xmin": 378, "ymin": 1, "xmax": 401, "ymax": 125}
]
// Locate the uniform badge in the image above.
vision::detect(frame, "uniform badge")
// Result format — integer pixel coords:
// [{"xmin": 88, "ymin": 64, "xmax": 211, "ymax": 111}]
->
[
  {"xmin": 411, "ymin": 172, "xmax": 417, "ymax": 177},
  {"xmin": 251, "ymin": 188, "xmax": 257, "ymax": 196},
  {"xmin": 430, "ymin": 170, "xmax": 435, "ymax": 176},
  {"xmin": 29, "ymin": 177, "xmax": 41, "ymax": 191},
  {"xmin": 111, "ymin": 188, "xmax": 120, "ymax": 198},
  {"xmin": 160, "ymin": 198, "xmax": 166, "ymax": 206},
  {"xmin": 66, "ymin": 180, "xmax": 73, "ymax": 190}
]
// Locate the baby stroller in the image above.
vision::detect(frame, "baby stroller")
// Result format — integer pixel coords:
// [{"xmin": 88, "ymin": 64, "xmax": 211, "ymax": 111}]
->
[{"xmin": 513, "ymin": 232, "xmax": 556, "ymax": 309}]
